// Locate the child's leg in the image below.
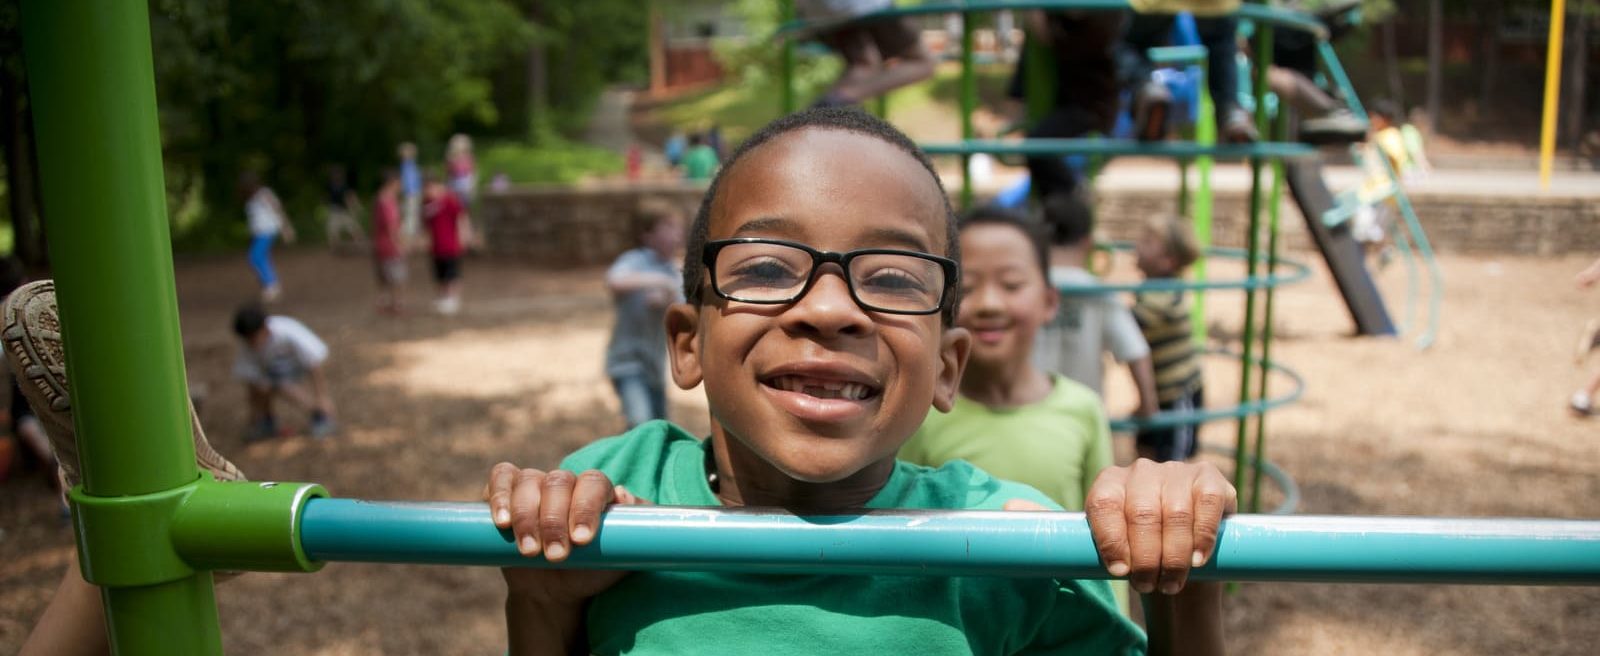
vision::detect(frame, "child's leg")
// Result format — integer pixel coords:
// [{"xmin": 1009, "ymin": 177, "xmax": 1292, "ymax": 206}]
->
[
  {"xmin": 247, "ymin": 235, "xmax": 278, "ymax": 288},
  {"xmin": 646, "ymin": 375, "xmax": 669, "ymax": 423},
  {"xmin": 611, "ymin": 375, "xmax": 655, "ymax": 429}
]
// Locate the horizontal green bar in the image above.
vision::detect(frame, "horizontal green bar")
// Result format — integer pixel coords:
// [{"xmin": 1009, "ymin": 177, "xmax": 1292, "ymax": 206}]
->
[
  {"xmin": 1147, "ymin": 45, "xmax": 1208, "ymax": 66},
  {"xmin": 1107, "ymin": 349, "xmax": 1305, "ymax": 432},
  {"xmin": 922, "ymin": 139, "xmax": 1319, "ymax": 160},
  {"xmin": 778, "ymin": 2, "xmax": 1328, "ymax": 41},
  {"xmin": 299, "ymin": 501, "xmax": 1600, "ymax": 585}
]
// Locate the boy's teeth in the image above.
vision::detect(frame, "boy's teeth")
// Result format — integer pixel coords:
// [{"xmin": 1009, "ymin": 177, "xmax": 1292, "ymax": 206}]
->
[{"xmin": 772, "ymin": 376, "xmax": 872, "ymax": 400}]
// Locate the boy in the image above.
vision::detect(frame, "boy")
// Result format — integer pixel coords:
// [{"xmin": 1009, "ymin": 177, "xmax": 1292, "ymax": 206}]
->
[
  {"xmin": 232, "ymin": 304, "xmax": 335, "ymax": 440},
  {"xmin": 604, "ymin": 199, "xmax": 686, "ymax": 428},
  {"xmin": 901, "ymin": 207, "xmax": 1110, "ymax": 512},
  {"xmin": 483, "ymin": 108, "xmax": 1234, "ymax": 655},
  {"xmin": 1035, "ymin": 193, "xmax": 1161, "ymax": 420},
  {"xmin": 398, "ymin": 142, "xmax": 423, "ymax": 240},
  {"xmin": 370, "ymin": 169, "xmax": 407, "ymax": 314},
  {"xmin": 681, "ymin": 133, "xmax": 719, "ymax": 181},
  {"xmin": 424, "ymin": 177, "xmax": 474, "ymax": 315},
  {"xmin": 1131, "ymin": 215, "xmax": 1203, "ymax": 462}
]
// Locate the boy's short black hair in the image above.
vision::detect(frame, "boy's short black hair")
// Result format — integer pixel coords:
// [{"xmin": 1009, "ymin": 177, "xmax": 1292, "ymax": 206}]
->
[
  {"xmin": 958, "ymin": 205, "xmax": 1051, "ymax": 281},
  {"xmin": 1368, "ymin": 98, "xmax": 1401, "ymax": 123},
  {"xmin": 682, "ymin": 107, "xmax": 961, "ymax": 325},
  {"xmin": 232, "ymin": 304, "xmax": 268, "ymax": 339},
  {"xmin": 1042, "ymin": 191, "xmax": 1094, "ymax": 245}
]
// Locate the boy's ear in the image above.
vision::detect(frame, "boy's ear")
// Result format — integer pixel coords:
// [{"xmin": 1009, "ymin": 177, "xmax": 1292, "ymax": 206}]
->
[
  {"xmin": 665, "ymin": 302, "xmax": 704, "ymax": 390},
  {"xmin": 931, "ymin": 326, "xmax": 971, "ymax": 413}
]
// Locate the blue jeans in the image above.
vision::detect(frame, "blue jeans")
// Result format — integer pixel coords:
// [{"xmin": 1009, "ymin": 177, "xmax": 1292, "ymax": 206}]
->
[
  {"xmin": 248, "ymin": 234, "xmax": 278, "ymax": 287},
  {"xmin": 611, "ymin": 374, "xmax": 667, "ymax": 429}
]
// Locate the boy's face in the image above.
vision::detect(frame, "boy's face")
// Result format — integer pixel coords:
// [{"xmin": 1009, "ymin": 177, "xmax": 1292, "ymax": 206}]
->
[
  {"xmin": 645, "ymin": 215, "xmax": 685, "ymax": 256},
  {"xmin": 957, "ymin": 224, "xmax": 1058, "ymax": 371},
  {"xmin": 1135, "ymin": 228, "xmax": 1175, "ymax": 278},
  {"xmin": 665, "ymin": 129, "xmax": 969, "ymax": 484}
]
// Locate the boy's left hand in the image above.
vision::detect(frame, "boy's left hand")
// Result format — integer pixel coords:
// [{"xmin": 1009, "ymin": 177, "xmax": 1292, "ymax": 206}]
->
[{"xmin": 1010, "ymin": 460, "xmax": 1235, "ymax": 595}]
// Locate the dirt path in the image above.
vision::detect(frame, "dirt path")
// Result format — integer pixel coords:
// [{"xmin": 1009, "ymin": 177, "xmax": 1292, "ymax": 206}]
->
[{"xmin": 1, "ymin": 248, "xmax": 1596, "ymax": 654}]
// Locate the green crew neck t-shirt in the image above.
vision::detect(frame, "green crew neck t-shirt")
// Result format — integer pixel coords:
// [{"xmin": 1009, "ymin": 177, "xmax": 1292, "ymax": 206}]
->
[
  {"xmin": 900, "ymin": 374, "xmax": 1113, "ymax": 512},
  {"xmin": 558, "ymin": 421, "xmax": 1145, "ymax": 655}
]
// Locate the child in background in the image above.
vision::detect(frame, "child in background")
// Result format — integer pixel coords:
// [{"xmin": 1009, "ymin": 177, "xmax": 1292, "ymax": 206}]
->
[
  {"xmin": 370, "ymin": 169, "xmax": 407, "ymax": 315},
  {"xmin": 794, "ymin": 0, "xmax": 936, "ymax": 107},
  {"xmin": 323, "ymin": 164, "xmax": 368, "ymax": 250},
  {"xmin": 1570, "ymin": 256, "xmax": 1600, "ymax": 417},
  {"xmin": 482, "ymin": 108, "xmax": 1233, "ymax": 655},
  {"xmin": 238, "ymin": 171, "xmax": 296, "ymax": 303},
  {"xmin": 901, "ymin": 207, "xmax": 1113, "ymax": 512},
  {"xmin": 424, "ymin": 178, "xmax": 474, "ymax": 315},
  {"xmin": 397, "ymin": 142, "xmax": 424, "ymax": 241},
  {"xmin": 232, "ymin": 304, "xmax": 335, "ymax": 440},
  {"xmin": 1035, "ymin": 193, "xmax": 1161, "ymax": 421},
  {"xmin": 1131, "ymin": 215, "xmax": 1203, "ymax": 462},
  {"xmin": 681, "ymin": 133, "xmax": 719, "ymax": 181},
  {"xmin": 604, "ymin": 199, "xmax": 685, "ymax": 428},
  {"xmin": 447, "ymin": 133, "xmax": 478, "ymax": 204}
]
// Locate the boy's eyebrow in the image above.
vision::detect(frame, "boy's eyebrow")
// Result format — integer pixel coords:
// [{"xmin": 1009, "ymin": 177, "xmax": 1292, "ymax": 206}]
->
[
  {"xmin": 731, "ymin": 216, "xmax": 799, "ymax": 237},
  {"xmin": 862, "ymin": 226, "xmax": 934, "ymax": 253}
]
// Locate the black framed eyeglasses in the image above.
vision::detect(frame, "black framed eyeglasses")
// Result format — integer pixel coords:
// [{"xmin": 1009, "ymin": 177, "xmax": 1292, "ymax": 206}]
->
[{"xmin": 701, "ymin": 238, "xmax": 957, "ymax": 315}]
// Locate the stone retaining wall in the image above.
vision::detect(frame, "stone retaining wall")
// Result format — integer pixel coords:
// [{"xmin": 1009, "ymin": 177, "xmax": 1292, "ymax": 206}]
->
[{"xmin": 477, "ymin": 181, "xmax": 1598, "ymax": 267}]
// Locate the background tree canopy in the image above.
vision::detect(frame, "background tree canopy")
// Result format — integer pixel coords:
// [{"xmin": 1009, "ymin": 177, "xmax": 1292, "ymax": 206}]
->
[{"xmin": 0, "ymin": 0, "xmax": 646, "ymax": 260}]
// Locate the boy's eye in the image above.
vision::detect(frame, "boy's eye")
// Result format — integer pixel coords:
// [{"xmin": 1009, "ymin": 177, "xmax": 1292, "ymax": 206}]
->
[
  {"xmin": 852, "ymin": 258, "xmax": 935, "ymax": 300},
  {"xmin": 723, "ymin": 257, "xmax": 806, "ymax": 291}
]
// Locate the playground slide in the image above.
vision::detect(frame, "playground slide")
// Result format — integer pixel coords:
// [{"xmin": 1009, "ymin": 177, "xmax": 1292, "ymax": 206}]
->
[{"xmin": 1283, "ymin": 160, "xmax": 1397, "ymax": 336}]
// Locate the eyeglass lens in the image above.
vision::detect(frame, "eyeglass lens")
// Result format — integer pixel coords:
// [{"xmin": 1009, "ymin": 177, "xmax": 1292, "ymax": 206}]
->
[{"xmin": 713, "ymin": 241, "xmax": 944, "ymax": 313}]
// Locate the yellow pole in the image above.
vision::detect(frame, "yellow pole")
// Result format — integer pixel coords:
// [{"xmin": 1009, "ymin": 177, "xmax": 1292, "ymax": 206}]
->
[{"xmin": 1539, "ymin": 0, "xmax": 1568, "ymax": 189}]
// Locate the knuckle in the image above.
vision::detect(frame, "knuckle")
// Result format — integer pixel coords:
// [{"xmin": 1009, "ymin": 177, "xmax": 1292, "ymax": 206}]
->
[
  {"xmin": 543, "ymin": 469, "xmax": 577, "ymax": 489},
  {"xmin": 1128, "ymin": 504, "xmax": 1163, "ymax": 525},
  {"xmin": 1086, "ymin": 493, "xmax": 1123, "ymax": 515},
  {"xmin": 537, "ymin": 516, "xmax": 568, "ymax": 537},
  {"xmin": 515, "ymin": 468, "xmax": 543, "ymax": 485},
  {"xmin": 576, "ymin": 469, "xmax": 612, "ymax": 486},
  {"xmin": 1163, "ymin": 508, "xmax": 1195, "ymax": 525},
  {"xmin": 1163, "ymin": 553, "xmax": 1191, "ymax": 571}
]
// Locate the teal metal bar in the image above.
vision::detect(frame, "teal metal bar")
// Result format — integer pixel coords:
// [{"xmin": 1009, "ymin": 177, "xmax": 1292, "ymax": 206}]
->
[
  {"xmin": 1053, "ymin": 245, "xmax": 1312, "ymax": 294},
  {"xmin": 1108, "ymin": 347, "xmax": 1306, "ymax": 432},
  {"xmin": 297, "ymin": 501, "xmax": 1600, "ymax": 585},
  {"xmin": 21, "ymin": 1, "xmax": 222, "ymax": 653},
  {"xmin": 920, "ymin": 139, "xmax": 1317, "ymax": 159}
]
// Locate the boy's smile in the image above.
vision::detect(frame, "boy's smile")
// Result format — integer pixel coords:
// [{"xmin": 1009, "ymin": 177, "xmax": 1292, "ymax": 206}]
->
[{"xmin": 665, "ymin": 127, "xmax": 968, "ymax": 495}]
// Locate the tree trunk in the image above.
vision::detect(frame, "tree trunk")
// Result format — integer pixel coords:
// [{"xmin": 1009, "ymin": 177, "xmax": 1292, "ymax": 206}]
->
[
  {"xmin": 1478, "ymin": 2, "xmax": 1501, "ymax": 117},
  {"xmin": 1425, "ymin": 0, "xmax": 1443, "ymax": 132},
  {"xmin": 1562, "ymin": 7, "xmax": 1589, "ymax": 147},
  {"xmin": 0, "ymin": 60, "xmax": 45, "ymax": 268},
  {"xmin": 1383, "ymin": 18, "xmax": 1405, "ymax": 106},
  {"xmin": 526, "ymin": 0, "xmax": 550, "ymax": 144}
]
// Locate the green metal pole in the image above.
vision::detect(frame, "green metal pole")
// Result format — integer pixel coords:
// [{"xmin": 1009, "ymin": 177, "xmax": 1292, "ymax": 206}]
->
[
  {"xmin": 1249, "ymin": 108, "xmax": 1288, "ymax": 513},
  {"xmin": 1233, "ymin": 20, "xmax": 1273, "ymax": 495},
  {"xmin": 781, "ymin": 0, "xmax": 797, "ymax": 113},
  {"xmin": 21, "ymin": 1, "xmax": 221, "ymax": 653},
  {"xmin": 959, "ymin": 10, "xmax": 976, "ymax": 209},
  {"xmin": 1191, "ymin": 61, "xmax": 1217, "ymax": 346}
]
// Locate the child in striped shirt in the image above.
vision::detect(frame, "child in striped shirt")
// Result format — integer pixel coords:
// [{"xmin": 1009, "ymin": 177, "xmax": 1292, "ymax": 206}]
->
[{"xmin": 1132, "ymin": 215, "xmax": 1203, "ymax": 462}]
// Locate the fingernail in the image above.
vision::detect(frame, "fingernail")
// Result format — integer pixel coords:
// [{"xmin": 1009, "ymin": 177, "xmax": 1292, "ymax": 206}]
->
[
  {"xmin": 518, "ymin": 535, "xmax": 536, "ymax": 555},
  {"xmin": 1106, "ymin": 561, "xmax": 1130, "ymax": 577},
  {"xmin": 1192, "ymin": 550, "xmax": 1206, "ymax": 568},
  {"xmin": 572, "ymin": 525, "xmax": 593, "ymax": 542},
  {"xmin": 495, "ymin": 509, "xmax": 510, "ymax": 525},
  {"xmin": 545, "ymin": 542, "xmax": 567, "ymax": 560},
  {"xmin": 1161, "ymin": 581, "xmax": 1181, "ymax": 595}
]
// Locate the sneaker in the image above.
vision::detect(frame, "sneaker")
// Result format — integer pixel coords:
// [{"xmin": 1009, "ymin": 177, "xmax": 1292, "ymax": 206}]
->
[
  {"xmin": 243, "ymin": 416, "xmax": 279, "ymax": 443},
  {"xmin": 2, "ymin": 280, "xmax": 245, "ymax": 486},
  {"xmin": 1300, "ymin": 109, "xmax": 1369, "ymax": 145},
  {"xmin": 1571, "ymin": 392, "xmax": 1593, "ymax": 417},
  {"xmin": 1132, "ymin": 81, "xmax": 1172, "ymax": 142},
  {"xmin": 1576, "ymin": 319, "xmax": 1600, "ymax": 365},
  {"xmin": 1223, "ymin": 107, "xmax": 1259, "ymax": 144},
  {"xmin": 309, "ymin": 412, "xmax": 336, "ymax": 440}
]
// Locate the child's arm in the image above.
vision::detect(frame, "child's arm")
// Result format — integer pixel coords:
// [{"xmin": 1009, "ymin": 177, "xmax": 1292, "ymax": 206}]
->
[
  {"xmin": 1144, "ymin": 581, "xmax": 1225, "ymax": 656},
  {"xmin": 307, "ymin": 365, "xmax": 334, "ymax": 416},
  {"xmin": 1577, "ymin": 257, "xmax": 1600, "ymax": 288},
  {"xmin": 20, "ymin": 552, "xmax": 110, "ymax": 656},
  {"xmin": 1127, "ymin": 356, "xmax": 1160, "ymax": 418},
  {"xmin": 484, "ymin": 462, "xmax": 651, "ymax": 656}
]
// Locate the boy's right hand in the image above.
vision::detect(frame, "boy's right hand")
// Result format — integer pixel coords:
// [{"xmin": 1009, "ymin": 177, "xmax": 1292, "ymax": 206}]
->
[{"xmin": 483, "ymin": 462, "xmax": 650, "ymax": 606}]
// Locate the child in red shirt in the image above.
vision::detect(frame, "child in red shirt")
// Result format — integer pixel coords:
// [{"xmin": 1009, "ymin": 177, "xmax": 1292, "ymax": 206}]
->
[
  {"xmin": 424, "ymin": 178, "xmax": 475, "ymax": 315},
  {"xmin": 371, "ymin": 170, "xmax": 406, "ymax": 314}
]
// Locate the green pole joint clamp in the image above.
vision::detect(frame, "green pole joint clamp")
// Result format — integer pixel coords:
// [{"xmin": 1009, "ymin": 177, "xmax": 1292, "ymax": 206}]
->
[{"xmin": 70, "ymin": 474, "xmax": 327, "ymax": 587}]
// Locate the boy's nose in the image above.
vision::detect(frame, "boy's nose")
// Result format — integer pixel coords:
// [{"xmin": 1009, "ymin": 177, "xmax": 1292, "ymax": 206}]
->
[{"xmin": 782, "ymin": 267, "xmax": 872, "ymax": 337}]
